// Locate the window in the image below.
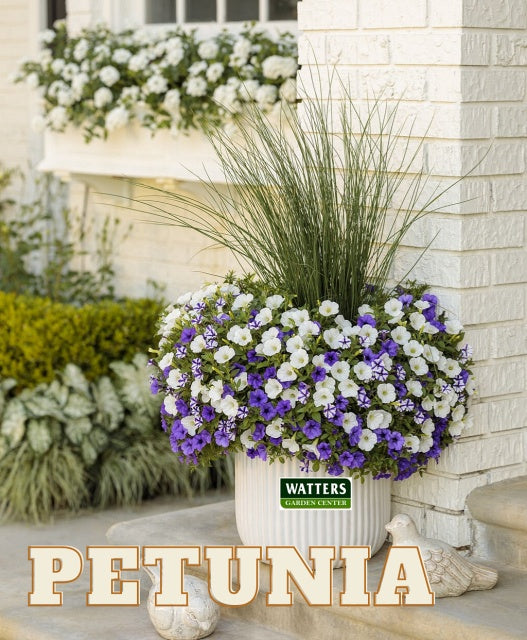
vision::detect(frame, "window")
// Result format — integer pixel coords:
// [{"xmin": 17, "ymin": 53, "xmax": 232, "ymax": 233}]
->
[
  {"xmin": 47, "ymin": 0, "xmax": 66, "ymax": 28},
  {"xmin": 145, "ymin": 0, "xmax": 297, "ymax": 24}
]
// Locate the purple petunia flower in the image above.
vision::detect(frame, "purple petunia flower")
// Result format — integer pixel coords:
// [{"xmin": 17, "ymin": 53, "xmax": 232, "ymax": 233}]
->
[
  {"xmin": 357, "ymin": 387, "xmax": 371, "ymax": 409},
  {"xmin": 339, "ymin": 450, "xmax": 365, "ymax": 469},
  {"xmin": 260, "ymin": 403, "xmax": 277, "ymax": 421},
  {"xmin": 263, "ymin": 366, "xmax": 277, "ymax": 380},
  {"xmin": 348, "ymin": 426, "xmax": 362, "ymax": 447},
  {"xmin": 171, "ymin": 420, "xmax": 187, "ymax": 441},
  {"xmin": 276, "ymin": 399, "xmax": 292, "ymax": 417},
  {"xmin": 297, "ymin": 382, "xmax": 310, "ymax": 404},
  {"xmin": 386, "ymin": 431, "xmax": 405, "ymax": 452},
  {"xmin": 317, "ymin": 442, "xmax": 332, "ymax": 460},
  {"xmin": 303, "ymin": 419, "xmax": 322, "ymax": 439},
  {"xmin": 150, "ymin": 377, "xmax": 160, "ymax": 394},
  {"xmin": 339, "ymin": 336, "xmax": 352, "ymax": 349},
  {"xmin": 395, "ymin": 364, "xmax": 406, "ymax": 380},
  {"xmin": 237, "ymin": 405, "xmax": 249, "ymax": 420},
  {"xmin": 202, "ymin": 405, "xmax": 216, "ymax": 422},
  {"xmin": 311, "ymin": 366, "xmax": 327, "ymax": 383},
  {"xmin": 335, "ymin": 395, "xmax": 349, "ymax": 411},
  {"xmin": 175, "ymin": 398, "xmax": 189, "ymax": 417},
  {"xmin": 269, "ymin": 436, "xmax": 282, "ymax": 446},
  {"xmin": 174, "ymin": 343, "xmax": 187, "ymax": 358},
  {"xmin": 247, "ymin": 349, "xmax": 264, "ymax": 363},
  {"xmin": 398, "ymin": 293, "xmax": 413, "ymax": 306},
  {"xmin": 324, "ymin": 351, "xmax": 340, "ymax": 366},
  {"xmin": 249, "ymin": 389, "xmax": 268, "ymax": 407},
  {"xmin": 253, "ymin": 423, "xmax": 265, "ymax": 441},
  {"xmin": 222, "ymin": 384, "xmax": 235, "ymax": 398},
  {"xmin": 248, "ymin": 373, "xmax": 263, "ymax": 388},
  {"xmin": 180, "ymin": 327, "xmax": 197, "ymax": 343},
  {"xmin": 327, "ymin": 463, "xmax": 344, "ymax": 476},
  {"xmin": 214, "ymin": 429, "xmax": 232, "ymax": 448},
  {"xmin": 357, "ymin": 314, "xmax": 376, "ymax": 327},
  {"xmin": 380, "ymin": 339, "xmax": 399, "ymax": 357},
  {"xmin": 323, "ymin": 403, "xmax": 337, "ymax": 420}
]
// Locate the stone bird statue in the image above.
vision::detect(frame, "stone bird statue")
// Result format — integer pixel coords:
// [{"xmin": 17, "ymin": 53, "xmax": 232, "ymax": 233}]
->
[
  {"xmin": 144, "ymin": 565, "xmax": 220, "ymax": 640},
  {"xmin": 385, "ymin": 513, "xmax": 498, "ymax": 598}
]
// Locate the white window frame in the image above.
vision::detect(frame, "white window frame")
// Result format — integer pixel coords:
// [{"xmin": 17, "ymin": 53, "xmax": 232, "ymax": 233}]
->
[{"xmin": 109, "ymin": 0, "xmax": 297, "ymax": 35}]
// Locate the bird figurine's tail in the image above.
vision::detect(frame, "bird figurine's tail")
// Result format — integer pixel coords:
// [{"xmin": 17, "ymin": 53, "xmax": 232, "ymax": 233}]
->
[{"xmin": 468, "ymin": 562, "xmax": 498, "ymax": 591}]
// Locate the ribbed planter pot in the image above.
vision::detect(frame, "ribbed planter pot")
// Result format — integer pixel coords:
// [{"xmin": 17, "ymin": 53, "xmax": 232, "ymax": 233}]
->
[{"xmin": 235, "ymin": 454, "xmax": 391, "ymax": 568}]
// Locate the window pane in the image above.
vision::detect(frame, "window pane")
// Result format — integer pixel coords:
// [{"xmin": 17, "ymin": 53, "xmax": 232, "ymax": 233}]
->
[
  {"xmin": 269, "ymin": 0, "xmax": 297, "ymax": 21},
  {"xmin": 227, "ymin": 0, "xmax": 259, "ymax": 21},
  {"xmin": 186, "ymin": 0, "xmax": 216, "ymax": 22},
  {"xmin": 146, "ymin": 0, "xmax": 176, "ymax": 23},
  {"xmin": 47, "ymin": 0, "xmax": 66, "ymax": 28}
]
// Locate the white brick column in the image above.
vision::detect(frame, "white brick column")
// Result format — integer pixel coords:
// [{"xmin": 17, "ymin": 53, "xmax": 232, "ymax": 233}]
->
[{"xmin": 298, "ymin": 0, "xmax": 527, "ymax": 546}]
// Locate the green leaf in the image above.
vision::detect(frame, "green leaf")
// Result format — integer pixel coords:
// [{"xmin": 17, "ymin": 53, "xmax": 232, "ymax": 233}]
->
[
  {"xmin": 92, "ymin": 376, "xmax": 124, "ymax": 432},
  {"xmin": 65, "ymin": 417, "xmax": 92, "ymax": 445},
  {"xmin": 1, "ymin": 399, "xmax": 26, "ymax": 447},
  {"xmin": 27, "ymin": 419, "xmax": 52, "ymax": 455},
  {"xmin": 63, "ymin": 393, "xmax": 95, "ymax": 419}
]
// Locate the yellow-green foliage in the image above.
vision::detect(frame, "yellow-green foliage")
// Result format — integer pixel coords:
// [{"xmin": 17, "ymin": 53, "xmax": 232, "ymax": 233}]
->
[{"xmin": 0, "ymin": 292, "xmax": 162, "ymax": 389}]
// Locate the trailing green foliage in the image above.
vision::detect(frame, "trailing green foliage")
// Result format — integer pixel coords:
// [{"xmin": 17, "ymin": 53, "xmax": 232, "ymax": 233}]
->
[
  {"xmin": 0, "ymin": 292, "xmax": 161, "ymax": 388},
  {"xmin": 0, "ymin": 356, "xmax": 234, "ymax": 522}
]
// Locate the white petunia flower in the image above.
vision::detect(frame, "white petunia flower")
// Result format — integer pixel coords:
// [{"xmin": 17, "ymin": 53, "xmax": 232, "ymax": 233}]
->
[
  {"xmin": 206, "ymin": 62, "xmax": 224, "ymax": 83},
  {"xmin": 99, "ymin": 65, "xmax": 120, "ymax": 87},
  {"xmin": 185, "ymin": 76, "xmax": 208, "ymax": 97},
  {"xmin": 367, "ymin": 410, "xmax": 392, "ymax": 430},
  {"xmin": 419, "ymin": 436, "xmax": 434, "ymax": 453},
  {"xmin": 105, "ymin": 106, "xmax": 129, "ymax": 131},
  {"xmin": 358, "ymin": 304, "xmax": 374, "ymax": 315},
  {"xmin": 282, "ymin": 437, "xmax": 300, "ymax": 453},
  {"xmin": 298, "ymin": 321, "xmax": 320, "ymax": 338},
  {"xmin": 198, "ymin": 39, "xmax": 219, "ymax": 59},
  {"xmin": 261, "ymin": 327, "xmax": 279, "ymax": 341},
  {"xmin": 440, "ymin": 358, "xmax": 462, "ymax": 378},
  {"xmin": 233, "ymin": 372, "xmax": 248, "ymax": 391},
  {"xmin": 265, "ymin": 378, "xmax": 283, "ymax": 399},
  {"xmin": 163, "ymin": 395, "xmax": 178, "ymax": 416},
  {"xmin": 330, "ymin": 361, "xmax": 350, "ymax": 381},
  {"xmin": 423, "ymin": 322, "xmax": 439, "ymax": 335},
  {"xmin": 377, "ymin": 383, "xmax": 396, "ymax": 403},
  {"xmin": 277, "ymin": 362, "xmax": 297, "ymax": 382},
  {"xmin": 358, "ymin": 428, "xmax": 377, "ymax": 452},
  {"xmin": 166, "ymin": 368, "xmax": 183, "ymax": 389},
  {"xmin": 353, "ymin": 362, "xmax": 372, "ymax": 381},
  {"xmin": 286, "ymin": 335, "xmax": 304, "ymax": 353},
  {"xmin": 312, "ymin": 354, "xmax": 331, "ymax": 371},
  {"xmin": 316, "ymin": 376, "xmax": 336, "ymax": 392},
  {"xmin": 214, "ymin": 345, "xmax": 235, "ymax": 363},
  {"xmin": 158, "ymin": 352, "xmax": 174, "ymax": 369},
  {"xmin": 445, "ymin": 318, "xmax": 463, "ymax": 335},
  {"xmin": 423, "ymin": 344, "xmax": 441, "ymax": 363},
  {"xmin": 255, "ymin": 307, "xmax": 273, "ymax": 325},
  {"xmin": 190, "ymin": 335, "xmax": 206, "ymax": 353},
  {"xmin": 48, "ymin": 105, "xmax": 68, "ymax": 129},
  {"xmin": 279, "ymin": 78, "xmax": 297, "ymax": 103},
  {"xmin": 262, "ymin": 55, "xmax": 297, "ymax": 80},
  {"xmin": 409, "ymin": 357, "xmax": 429, "ymax": 376},
  {"xmin": 448, "ymin": 421, "xmax": 465, "ymax": 437},
  {"xmin": 255, "ymin": 84, "xmax": 278, "ymax": 105},
  {"xmin": 313, "ymin": 388, "xmax": 335, "ymax": 406},
  {"xmin": 220, "ymin": 396, "xmax": 239, "ymax": 417},
  {"xmin": 421, "ymin": 419, "xmax": 435, "ymax": 436},
  {"xmin": 409, "ymin": 312, "xmax": 426, "ymax": 331},
  {"xmin": 323, "ymin": 328, "xmax": 343, "ymax": 349},
  {"xmin": 281, "ymin": 388, "xmax": 299, "ymax": 406},
  {"xmin": 384, "ymin": 298, "xmax": 403, "ymax": 317},
  {"xmin": 405, "ymin": 435, "xmax": 420, "ymax": 453},
  {"xmin": 290, "ymin": 349, "xmax": 309, "ymax": 369},
  {"xmin": 262, "ymin": 338, "xmax": 282, "ymax": 357},
  {"xmin": 406, "ymin": 380, "xmax": 423, "ymax": 397},
  {"xmin": 391, "ymin": 326, "xmax": 411, "ymax": 345},
  {"xmin": 342, "ymin": 412, "xmax": 359, "ymax": 433},
  {"xmin": 433, "ymin": 400, "xmax": 451, "ymax": 418},
  {"xmin": 94, "ymin": 87, "xmax": 113, "ymax": 108},
  {"xmin": 265, "ymin": 294, "xmax": 285, "ymax": 309},
  {"xmin": 232, "ymin": 293, "xmax": 254, "ymax": 310},
  {"xmin": 403, "ymin": 340, "xmax": 424, "ymax": 357},
  {"xmin": 319, "ymin": 300, "xmax": 339, "ymax": 316},
  {"xmin": 339, "ymin": 379, "xmax": 359, "ymax": 398},
  {"xmin": 145, "ymin": 74, "xmax": 168, "ymax": 94},
  {"xmin": 451, "ymin": 405, "xmax": 465, "ymax": 422},
  {"xmin": 163, "ymin": 88, "xmax": 181, "ymax": 115},
  {"xmin": 113, "ymin": 48, "xmax": 132, "ymax": 64},
  {"xmin": 266, "ymin": 418, "xmax": 283, "ymax": 439},
  {"xmin": 360, "ymin": 322, "xmax": 378, "ymax": 342},
  {"xmin": 181, "ymin": 415, "xmax": 198, "ymax": 435},
  {"xmin": 240, "ymin": 429, "xmax": 255, "ymax": 449},
  {"xmin": 414, "ymin": 300, "xmax": 431, "ymax": 311}
]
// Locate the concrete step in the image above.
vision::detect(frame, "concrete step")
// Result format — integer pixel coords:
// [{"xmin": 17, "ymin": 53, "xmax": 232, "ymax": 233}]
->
[
  {"xmin": 108, "ymin": 500, "xmax": 527, "ymax": 640},
  {"xmin": 467, "ymin": 475, "xmax": 527, "ymax": 571}
]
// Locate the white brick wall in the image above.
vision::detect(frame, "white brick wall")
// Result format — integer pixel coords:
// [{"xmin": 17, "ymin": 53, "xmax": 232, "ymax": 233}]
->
[{"xmin": 299, "ymin": 0, "xmax": 527, "ymax": 547}]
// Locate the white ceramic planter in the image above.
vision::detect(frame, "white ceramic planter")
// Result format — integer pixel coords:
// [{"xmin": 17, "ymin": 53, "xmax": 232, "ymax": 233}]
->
[{"xmin": 235, "ymin": 454, "xmax": 391, "ymax": 568}]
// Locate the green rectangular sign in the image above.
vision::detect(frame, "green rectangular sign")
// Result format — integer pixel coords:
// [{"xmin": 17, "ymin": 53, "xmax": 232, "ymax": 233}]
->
[{"xmin": 280, "ymin": 477, "xmax": 352, "ymax": 510}]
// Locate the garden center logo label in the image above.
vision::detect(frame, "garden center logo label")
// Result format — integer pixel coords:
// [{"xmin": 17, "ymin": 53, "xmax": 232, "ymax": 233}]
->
[{"xmin": 280, "ymin": 478, "xmax": 352, "ymax": 509}]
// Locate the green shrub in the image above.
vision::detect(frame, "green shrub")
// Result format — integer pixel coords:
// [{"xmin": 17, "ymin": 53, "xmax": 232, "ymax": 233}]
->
[{"xmin": 0, "ymin": 292, "xmax": 162, "ymax": 389}]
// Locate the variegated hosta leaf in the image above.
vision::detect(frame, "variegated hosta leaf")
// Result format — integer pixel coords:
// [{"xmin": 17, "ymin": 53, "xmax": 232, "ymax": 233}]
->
[
  {"xmin": 65, "ymin": 417, "xmax": 92, "ymax": 445},
  {"xmin": 92, "ymin": 376, "xmax": 124, "ymax": 432},
  {"xmin": 63, "ymin": 393, "xmax": 95, "ymax": 419},
  {"xmin": 23, "ymin": 394, "xmax": 63, "ymax": 420},
  {"xmin": 81, "ymin": 438, "xmax": 98, "ymax": 466},
  {"xmin": 27, "ymin": 419, "xmax": 52, "ymax": 455},
  {"xmin": 47, "ymin": 379, "xmax": 70, "ymax": 408},
  {"xmin": 1, "ymin": 399, "xmax": 26, "ymax": 447},
  {"xmin": 88, "ymin": 426, "xmax": 109, "ymax": 453},
  {"xmin": 125, "ymin": 412, "xmax": 154, "ymax": 433},
  {"xmin": 63, "ymin": 363, "xmax": 90, "ymax": 397},
  {"xmin": 111, "ymin": 354, "xmax": 158, "ymax": 418}
]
